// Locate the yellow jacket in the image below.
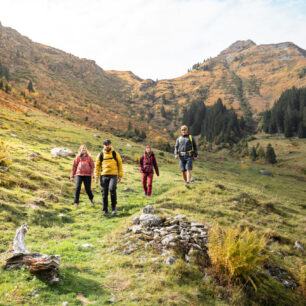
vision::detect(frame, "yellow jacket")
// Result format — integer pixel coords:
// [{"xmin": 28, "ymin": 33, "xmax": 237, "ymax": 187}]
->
[{"xmin": 95, "ymin": 148, "xmax": 123, "ymax": 178}]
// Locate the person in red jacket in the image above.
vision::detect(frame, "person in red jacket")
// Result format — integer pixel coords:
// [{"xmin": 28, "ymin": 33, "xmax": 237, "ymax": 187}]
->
[
  {"xmin": 139, "ymin": 145, "xmax": 159, "ymax": 197},
  {"xmin": 70, "ymin": 144, "xmax": 95, "ymax": 207}
]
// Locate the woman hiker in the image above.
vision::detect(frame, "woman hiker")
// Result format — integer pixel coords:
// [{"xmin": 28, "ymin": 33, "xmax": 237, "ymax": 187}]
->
[
  {"xmin": 139, "ymin": 145, "xmax": 159, "ymax": 197},
  {"xmin": 70, "ymin": 144, "xmax": 95, "ymax": 207}
]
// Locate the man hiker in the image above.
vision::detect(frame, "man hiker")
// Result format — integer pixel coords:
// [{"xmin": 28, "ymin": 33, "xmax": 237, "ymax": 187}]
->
[
  {"xmin": 95, "ymin": 139, "xmax": 123, "ymax": 216},
  {"xmin": 174, "ymin": 125, "xmax": 198, "ymax": 188}
]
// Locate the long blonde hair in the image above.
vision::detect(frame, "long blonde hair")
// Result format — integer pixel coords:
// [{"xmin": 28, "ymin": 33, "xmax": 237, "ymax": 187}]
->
[{"xmin": 78, "ymin": 144, "xmax": 90, "ymax": 156}]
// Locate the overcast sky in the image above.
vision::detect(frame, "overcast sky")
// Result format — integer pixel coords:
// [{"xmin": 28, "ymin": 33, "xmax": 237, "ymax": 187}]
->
[{"xmin": 0, "ymin": 0, "xmax": 305, "ymax": 80}]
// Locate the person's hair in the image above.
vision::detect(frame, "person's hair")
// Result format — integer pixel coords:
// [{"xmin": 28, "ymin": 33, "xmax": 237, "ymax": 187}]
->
[
  {"xmin": 103, "ymin": 139, "xmax": 111, "ymax": 145},
  {"xmin": 78, "ymin": 144, "xmax": 89, "ymax": 156},
  {"xmin": 181, "ymin": 125, "xmax": 188, "ymax": 131}
]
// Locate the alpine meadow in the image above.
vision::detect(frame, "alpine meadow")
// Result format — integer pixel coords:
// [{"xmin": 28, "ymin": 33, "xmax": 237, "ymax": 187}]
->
[{"xmin": 0, "ymin": 14, "xmax": 306, "ymax": 306}]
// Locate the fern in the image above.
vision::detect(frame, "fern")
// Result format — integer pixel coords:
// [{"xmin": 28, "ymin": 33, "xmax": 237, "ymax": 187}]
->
[{"xmin": 208, "ymin": 224, "xmax": 267, "ymax": 289}]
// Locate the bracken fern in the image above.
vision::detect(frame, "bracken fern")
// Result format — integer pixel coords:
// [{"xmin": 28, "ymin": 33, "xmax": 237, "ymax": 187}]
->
[{"xmin": 208, "ymin": 224, "xmax": 267, "ymax": 290}]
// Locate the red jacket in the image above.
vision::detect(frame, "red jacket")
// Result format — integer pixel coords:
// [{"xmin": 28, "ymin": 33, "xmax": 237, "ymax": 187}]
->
[
  {"xmin": 70, "ymin": 154, "xmax": 95, "ymax": 178},
  {"xmin": 139, "ymin": 153, "xmax": 159, "ymax": 176}
]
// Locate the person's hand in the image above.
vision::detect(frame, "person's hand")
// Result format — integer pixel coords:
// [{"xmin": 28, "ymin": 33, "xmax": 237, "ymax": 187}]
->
[
  {"xmin": 175, "ymin": 154, "xmax": 179, "ymax": 159},
  {"xmin": 70, "ymin": 177, "xmax": 74, "ymax": 181},
  {"xmin": 117, "ymin": 177, "xmax": 122, "ymax": 183},
  {"xmin": 193, "ymin": 157, "xmax": 198, "ymax": 161},
  {"xmin": 95, "ymin": 178, "xmax": 99, "ymax": 184}
]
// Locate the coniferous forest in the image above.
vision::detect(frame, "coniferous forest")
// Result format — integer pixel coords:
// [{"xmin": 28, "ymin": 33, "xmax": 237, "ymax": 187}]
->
[{"xmin": 262, "ymin": 86, "xmax": 306, "ymax": 138}]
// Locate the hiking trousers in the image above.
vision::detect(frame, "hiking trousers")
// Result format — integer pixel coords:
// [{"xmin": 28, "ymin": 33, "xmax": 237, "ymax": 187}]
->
[
  {"xmin": 100, "ymin": 175, "xmax": 117, "ymax": 212},
  {"xmin": 142, "ymin": 173, "xmax": 154, "ymax": 196},
  {"xmin": 74, "ymin": 175, "xmax": 94, "ymax": 204}
]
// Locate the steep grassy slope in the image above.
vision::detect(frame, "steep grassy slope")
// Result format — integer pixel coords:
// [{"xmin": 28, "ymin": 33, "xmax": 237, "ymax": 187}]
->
[{"xmin": 0, "ymin": 100, "xmax": 305, "ymax": 305}]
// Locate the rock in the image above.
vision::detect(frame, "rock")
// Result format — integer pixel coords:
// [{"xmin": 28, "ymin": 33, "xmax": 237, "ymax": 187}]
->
[
  {"xmin": 166, "ymin": 257, "xmax": 176, "ymax": 265},
  {"xmin": 132, "ymin": 216, "xmax": 140, "ymax": 224},
  {"xmin": 10, "ymin": 133, "xmax": 17, "ymax": 137},
  {"xmin": 282, "ymin": 280, "xmax": 296, "ymax": 288},
  {"xmin": 190, "ymin": 222, "xmax": 205, "ymax": 228},
  {"xmin": 294, "ymin": 241, "xmax": 304, "ymax": 250},
  {"xmin": 33, "ymin": 199, "xmax": 46, "ymax": 206},
  {"xmin": 142, "ymin": 205, "xmax": 154, "ymax": 214},
  {"xmin": 151, "ymin": 257, "xmax": 159, "ymax": 262},
  {"xmin": 51, "ymin": 148, "xmax": 74, "ymax": 157},
  {"xmin": 165, "ymin": 224, "xmax": 179, "ymax": 232},
  {"xmin": 123, "ymin": 187, "xmax": 133, "ymax": 192},
  {"xmin": 109, "ymin": 297, "xmax": 117, "ymax": 303},
  {"xmin": 162, "ymin": 234, "xmax": 176, "ymax": 246},
  {"xmin": 0, "ymin": 166, "xmax": 9, "ymax": 172},
  {"xmin": 202, "ymin": 273, "xmax": 208, "ymax": 281},
  {"xmin": 191, "ymin": 227, "xmax": 201, "ymax": 233},
  {"xmin": 139, "ymin": 214, "xmax": 162, "ymax": 227},
  {"xmin": 174, "ymin": 214, "xmax": 186, "ymax": 220},
  {"xmin": 126, "ymin": 143, "xmax": 132, "ymax": 147},
  {"xmin": 124, "ymin": 248, "xmax": 134, "ymax": 255},
  {"xmin": 62, "ymin": 302, "xmax": 68, "ymax": 306},
  {"xmin": 28, "ymin": 152, "xmax": 41, "ymax": 158},
  {"xmin": 185, "ymin": 255, "xmax": 191, "ymax": 262},
  {"xmin": 93, "ymin": 134, "xmax": 101, "ymax": 138},
  {"xmin": 131, "ymin": 225, "xmax": 142, "ymax": 234},
  {"xmin": 82, "ymin": 243, "xmax": 93, "ymax": 248},
  {"xmin": 59, "ymin": 214, "xmax": 66, "ymax": 218},
  {"xmin": 259, "ymin": 169, "xmax": 273, "ymax": 177}
]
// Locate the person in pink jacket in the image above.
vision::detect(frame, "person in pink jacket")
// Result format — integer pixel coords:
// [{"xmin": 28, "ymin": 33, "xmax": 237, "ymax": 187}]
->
[{"xmin": 70, "ymin": 144, "xmax": 95, "ymax": 207}]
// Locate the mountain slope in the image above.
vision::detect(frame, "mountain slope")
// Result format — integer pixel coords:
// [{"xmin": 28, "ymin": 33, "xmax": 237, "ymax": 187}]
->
[{"xmin": 1, "ymin": 22, "xmax": 306, "ymax": 138}]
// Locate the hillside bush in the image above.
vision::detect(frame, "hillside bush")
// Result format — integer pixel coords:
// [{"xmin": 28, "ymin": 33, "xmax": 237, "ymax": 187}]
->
[
  {"xmin": 0, "ymin": 140, "xmax": 11, "ymax": 167},
  {"xmin": 208, "ymin": 224, "xmax": 267, "ymax": 289}
]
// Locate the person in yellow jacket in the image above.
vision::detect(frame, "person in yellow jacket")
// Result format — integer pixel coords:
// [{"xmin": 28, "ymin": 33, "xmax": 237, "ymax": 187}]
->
[{"xmin": 95, "ymin": 139, "xmax": 123, "ymax": 216}]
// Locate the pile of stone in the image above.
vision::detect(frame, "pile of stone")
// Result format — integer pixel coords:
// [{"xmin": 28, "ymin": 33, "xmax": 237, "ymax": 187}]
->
[{"xmin": 125, "ymin": 205, "xmax": 209, "ymax": 264}]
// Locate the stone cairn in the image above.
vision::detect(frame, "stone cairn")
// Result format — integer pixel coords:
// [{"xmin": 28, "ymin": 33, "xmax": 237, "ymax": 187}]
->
[
  {"xmin": 5, "ymin": 223, "xmax": 61, "ymax": 283},
  {"xmin": 125, "ymin": 205, "xmax": 209, "ymax": 264}
]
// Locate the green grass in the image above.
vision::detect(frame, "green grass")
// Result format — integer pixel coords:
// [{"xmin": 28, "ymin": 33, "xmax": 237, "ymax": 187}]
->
[{"xmin": 0, "ymin": 106, "xmax": 305, "ymax": 305}]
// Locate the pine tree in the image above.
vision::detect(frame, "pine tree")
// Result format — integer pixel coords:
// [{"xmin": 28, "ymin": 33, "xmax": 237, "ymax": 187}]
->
[
  {"xmin": 27, "ymin": 80, "xmax": 35, "ymax": 93},
  {"xmin": 257, "ymin": 145, "xmax": 265, "ymax": 160},
  {"xmin": 265, "ymin": 144, "xmax": 277, "ymax": 164},
  {"xmin": 250, "ymin": 146, "xmax": 257, "ymax": 161},
  {"xmin": 128, "ymin": 121, "xmax": 132, "ymax": 131},
  {"xmin": 0, "ymin": 79, "xmax": 4, "ymax": 90},
  {"xmin": 297, "ymin": 122, "xmax": 306, "ymax": 138}
]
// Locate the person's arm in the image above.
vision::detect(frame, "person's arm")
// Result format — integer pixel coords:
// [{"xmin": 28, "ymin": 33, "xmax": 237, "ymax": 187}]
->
[
  {"xmin": 116, "ymin": 152, "xmax": 123, "ymax": 181},
  {"xmin": 174, "ymin": 138, "xmax": 179, "ymax": 158},
  {"xmin": 139, "ymin": 155, "xmax": 144, "ymax": 173},
  {"xmin": 89, "ymin": 156, "xmax": 95, "ymax": 177},
  {"xmin": 153, "ymin": 155, "xmax": 159, "ymax": 176},
  {"xmin": 94, "ymin": 153, "xmax": 101, "ymax": 182},
  {"xmin": 70, "ymin": 158, "xmax": 77, "ymax": 180},
  {"xmin": 192, "ymin": 136, "xmax": 198, "ymax": 158}
]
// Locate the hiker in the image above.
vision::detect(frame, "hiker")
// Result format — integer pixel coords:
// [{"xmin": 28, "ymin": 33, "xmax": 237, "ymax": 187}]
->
[
  {"xmin": 95, "ymin": 139, "xmax": 123, "ymax": 216},
  {"xmin": 70, "ymin": 144, "xmax": 95, "ymax": 207},
  {"xmin": 174, "ymin": 125, "xmax": 198, "ymax": 188},
  {"xmin": 139, "ymin": 145, "xmax": 159, "ymax": 197}
]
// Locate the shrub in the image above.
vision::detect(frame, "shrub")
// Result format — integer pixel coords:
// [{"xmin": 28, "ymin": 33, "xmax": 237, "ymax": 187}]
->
[
  {"xmin": 0, "ymin": 140, "xmax": 11, "ymax": 167},
  {"xmin": 208, "ymin": 224, "xmax": 267, "ymax": 289}
]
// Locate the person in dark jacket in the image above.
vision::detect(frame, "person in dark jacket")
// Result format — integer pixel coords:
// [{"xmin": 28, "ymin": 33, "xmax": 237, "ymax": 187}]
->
[
  {"xmin": 139, "ymin": 145, "xmax": 159, "ymax": 196},
  {"xmin": 70, "ymin": 144, "xmax": 95, "ymax": 206},
  {"xmin": 174, "ymin": 125, "xmax": 198, "ymax": 188}
]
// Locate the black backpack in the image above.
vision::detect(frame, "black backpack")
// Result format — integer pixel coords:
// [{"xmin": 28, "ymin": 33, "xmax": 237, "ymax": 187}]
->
[{"xmin": 99, "ymin": 150, "xmax": 118, "ymax": 164}]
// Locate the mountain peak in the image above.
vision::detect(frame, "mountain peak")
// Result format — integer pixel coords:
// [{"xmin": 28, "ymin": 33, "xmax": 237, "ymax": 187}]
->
[{"xmin": 219, "ymin": 40, "xmax": 256, "ymax": 56}]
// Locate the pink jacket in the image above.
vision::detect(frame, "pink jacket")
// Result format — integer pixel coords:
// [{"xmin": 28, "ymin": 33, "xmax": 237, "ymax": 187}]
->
[{"xmin": 70, "ymin": 154, "xmax": 95, "ymax": 178}]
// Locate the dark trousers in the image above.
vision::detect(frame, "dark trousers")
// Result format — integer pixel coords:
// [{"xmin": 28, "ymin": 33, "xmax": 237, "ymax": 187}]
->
[
  {"xmin": 100, "ymin": 175, "xmax": 117, "ymax": 212},
  {"xmin": 74, "ymin": 175, "xmax": 94, "ymax": 204}
]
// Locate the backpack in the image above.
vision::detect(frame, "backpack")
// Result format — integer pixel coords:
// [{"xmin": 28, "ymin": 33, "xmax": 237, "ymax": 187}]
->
[
  {"xmin": 178, "ymin": 135, "xmax": 194, "ymax": 153},
  {"xmin": 76, "ymin": 155, "xmax": 91, "ymax": 167},
  {"xmin": 99, "ymin": 150, "xmax": 118, "ymax": 164}
]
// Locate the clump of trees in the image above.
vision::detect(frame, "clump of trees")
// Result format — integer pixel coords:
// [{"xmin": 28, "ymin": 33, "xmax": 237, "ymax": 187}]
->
[
  {"xmin": 262, "ymin": 86, "xmax": 306, "ymax": 138},
  {"xmin": 183, "ymin": 98, "xmax": 248, "ymax": 146},
  {"xmin": 0, "ymin": 62, "xmax": 11, "ymax": 93},
  {"xmin": 115, "ymin": 121, "xmax": 147, "ymax": 142},
  {"xmin": 249, "ymin": 143, "xmax": 277, "ymax": 164}
]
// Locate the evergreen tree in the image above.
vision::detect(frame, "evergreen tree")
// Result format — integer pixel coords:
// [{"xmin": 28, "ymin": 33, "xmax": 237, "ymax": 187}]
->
[
  {"xmin": 0, "ymin": 79, "xmax": 4, "ymax": 90},
  {"xmin": 265, "ymin": 144, "xmax": 277, "ymax": 164},
  {"xmin": 250, "ymin": 146, "xmax": 257, "ymax": 161},
  {"xmin": 128, "ymin": 121, "xmax": 132, "ymax": 131},
  {"xmin": 256, "ymin": 145, "xmax": 265, "ymax": 160},
  {"xmin": 297, "ymin": 122, "xmax": 306, "ymax": 138},
  {"xmin": 27, "ymin": 80, "xmax": 35, "ymax": 93}
]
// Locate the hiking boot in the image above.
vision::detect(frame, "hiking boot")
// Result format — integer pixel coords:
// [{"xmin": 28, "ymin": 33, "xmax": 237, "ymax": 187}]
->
[
  {"xmin": 103, "ymin": 211, "xmax": 108, "ymax": 216},
  {"xmin": 90, "ymin": 199, "xmax": 95, "ymax": 205},
  {"xmin": 112, "ymin": 209, "xmax": 117, "ymax": 215},
  {"xmin": 144, "ymin": 192, "xmax": 147, "ymax": 196},
  {"xmin": 185, "ymin": 182, "xmax": 191, "ymax": 189},
  {"xmin": 74, "ymin": 203, "xmax": 78, "ymax": 207}
]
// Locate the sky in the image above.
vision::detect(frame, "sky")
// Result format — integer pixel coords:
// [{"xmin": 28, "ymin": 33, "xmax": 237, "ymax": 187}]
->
[{"xmin": 0, "ymin": 0, "xmax": 305, "ymax": 80}]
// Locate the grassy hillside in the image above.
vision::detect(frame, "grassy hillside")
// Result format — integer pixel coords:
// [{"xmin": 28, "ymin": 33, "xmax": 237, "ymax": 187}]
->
[{"xmin": 0, "ymin": 101, "xmax": 305, "ymax": 305}]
